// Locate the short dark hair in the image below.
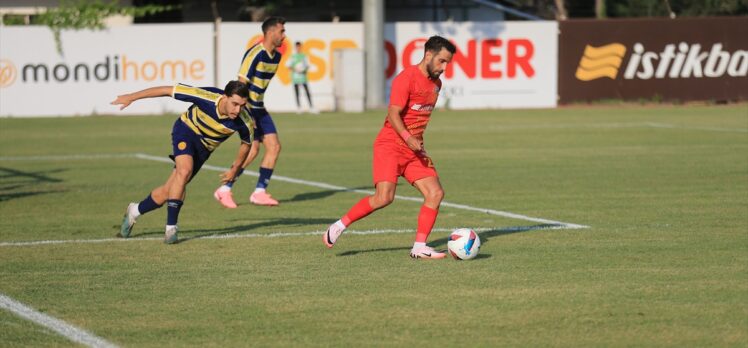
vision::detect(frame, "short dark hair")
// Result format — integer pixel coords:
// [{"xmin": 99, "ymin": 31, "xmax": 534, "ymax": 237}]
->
[
  {"xmin": 262, "ymin": 16, "xmax": 286, "ymax": 34},
  {"xmin": 295, "ymin": 41, "xmax": 302, "ymax": 46},
  {"xmin": 424, "ymin": 35, "xmax": 456, "ymax": 55},
  {"xmin": 224, "ymin": 80, "xmax": 249, "ymax": 99}
]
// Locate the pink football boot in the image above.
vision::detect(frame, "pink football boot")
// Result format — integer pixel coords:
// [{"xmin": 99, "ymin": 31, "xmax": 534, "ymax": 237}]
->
[
  {"xmin": 409, "ymin": 246, "xmax": 446, "ymax": 259},
  {"xmin": 250, "ymin": 191, "xmax": 279, "ymax": 206},
  {"xmin": 213, "ymin": 188, "xmax": 238, "ymax": 208}
]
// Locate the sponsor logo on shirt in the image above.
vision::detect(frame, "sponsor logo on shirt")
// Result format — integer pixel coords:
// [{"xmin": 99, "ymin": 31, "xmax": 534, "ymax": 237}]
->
[{"xmin": 410, "ymin": 103, "xmax": 434, "ymax": 112}]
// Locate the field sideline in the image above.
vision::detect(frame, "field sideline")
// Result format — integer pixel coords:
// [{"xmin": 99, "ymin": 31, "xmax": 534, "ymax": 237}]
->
[{"xmin": 1, "ymin": 105, "xmax": 746, "ymax": 346}]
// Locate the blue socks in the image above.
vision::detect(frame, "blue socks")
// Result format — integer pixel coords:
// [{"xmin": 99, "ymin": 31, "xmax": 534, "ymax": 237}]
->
[
  {"xmin": 225, "ymin": 168, "xmax": 245, "ymax": 188},
  {"xmin": 134, "ymin": 195, "xmax": 182, "ymax": 226},
  {"xmin": 257, "ymin": 167, "xmax": 274, "ymax": 189},
  {"xmin": 137, "ymin": 194, "xmax": 162, "ymax": 215},
  {"xmin": 166, "ymin": 199, "xmax": 183, "ymax": 226}
]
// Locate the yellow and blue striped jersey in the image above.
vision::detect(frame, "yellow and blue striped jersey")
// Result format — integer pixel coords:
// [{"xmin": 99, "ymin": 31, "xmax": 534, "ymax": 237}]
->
[
  {"xmin": 172, "ymin": 83, "xmax": 254, "ymax": 152},
  {"xmin": 237, "ymin": 43, "xmax": 281, "ymax": 110}
]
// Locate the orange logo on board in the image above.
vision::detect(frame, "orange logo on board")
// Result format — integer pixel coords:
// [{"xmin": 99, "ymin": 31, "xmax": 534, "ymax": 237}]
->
[
  {"xmin": 178, "ymin": 142, "xmax": 187, "ymax": 150},
  {"xmin": 0, "ymin": 60, "xmax": 18, "ymax": 88},
  {"xmin": 575, "ymin": 43, "xmax": 627, "ymax": 81}
]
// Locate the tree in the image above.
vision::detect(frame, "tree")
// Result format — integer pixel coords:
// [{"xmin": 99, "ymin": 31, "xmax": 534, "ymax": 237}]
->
[
  {"xmin": 4, "ymin": 0, "xmax": 178, "ymax": 55},
  {"xmin": 555, "ymin": 0, "xmax": 569, "ymax": 19},
  {"xmin": 567, "ymin": 0, "xmax": 748, "ymax": 18},
  {"xmin": 596, "ymin": 0, "xmax": 606, "ymax": 18}
]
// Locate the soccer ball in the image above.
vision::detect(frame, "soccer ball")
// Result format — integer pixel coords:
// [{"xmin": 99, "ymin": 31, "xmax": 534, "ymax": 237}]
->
[{"xmin": 447, "ymin": 228, "xmax": 481, "ymax": 260}]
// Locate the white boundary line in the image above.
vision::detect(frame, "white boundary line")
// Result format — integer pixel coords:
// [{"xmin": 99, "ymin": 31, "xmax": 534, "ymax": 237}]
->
[
  {"xmin": 0, "ymin": 152, "xmax": 589, "ymax": 247},
  {"xmin": 0, "ymin": 225, "xmax": 577, "ymax": 247},
  {"xmin": 0, "ymin": 154, "xmax": 134, "ymax": 161},
  {"xmin": 643, "ymin": 122, "xmax": 748, "ymax": 133},
  {"xmin": 133, "ymin": 153, "xmax": 589, "ymax": 229},
  {"xmin": 0, "ymin": 293, "xmax": 118, "ymax": 348}
]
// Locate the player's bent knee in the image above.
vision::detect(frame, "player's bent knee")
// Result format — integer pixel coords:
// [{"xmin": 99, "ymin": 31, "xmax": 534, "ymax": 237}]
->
[
  {"xmin": 433, "ymin": 188, "xmax": 445, "ymax": 201},
  {"xmin": 268, "ymin": 141, "xmax": 281, "ymax": 155},
  {"xmin": 174, "ymin": 168, "xmax": 193, "ymax": 182},
  {"xmin": 371, "ymin": 194, "xmax": 394, "ymax": 209},
  {"xmin": 424, "ymin": 188, "xmax": 444, "ymax": 203}
]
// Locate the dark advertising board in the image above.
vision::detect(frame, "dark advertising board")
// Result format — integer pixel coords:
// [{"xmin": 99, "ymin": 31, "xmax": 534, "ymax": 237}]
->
[{"xmin": 559, "ymin": 17, "xmax": 748, "ymax": 103}]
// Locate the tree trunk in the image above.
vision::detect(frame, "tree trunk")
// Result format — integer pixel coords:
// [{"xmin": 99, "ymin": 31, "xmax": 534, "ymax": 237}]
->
[
  {"xmin": 554, "ymin": 0, "xmax": 567, "ymax": 20},
  {"xmin": 595, "ymin": 0, "xmax": 606, "ymax": 19}
]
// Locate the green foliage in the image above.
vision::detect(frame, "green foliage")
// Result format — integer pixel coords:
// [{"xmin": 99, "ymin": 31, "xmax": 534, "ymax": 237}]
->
[
  {"xmin": 1, "ymin": 15, "xmax": 28, "ymax": 25},
  {"xmin": 244, "ymin": 0, "xmax": 294, "ymax": 14},
  {"xmin": 673, "ymin": 0, "xmax": 748, "ymax": 16},
  {"xmin": 10, "ymin": 0, "xmax": 178, "ymax": 55},
  {"xmin": 568, "ymin": 0, "xmax": 748, "ymax": 17}
]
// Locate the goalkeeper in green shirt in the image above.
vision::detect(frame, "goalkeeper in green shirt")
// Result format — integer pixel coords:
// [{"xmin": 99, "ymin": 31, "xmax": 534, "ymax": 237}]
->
[{"xmin": 286, "ymin": 41, "xmax": 318, "ymax": 114}]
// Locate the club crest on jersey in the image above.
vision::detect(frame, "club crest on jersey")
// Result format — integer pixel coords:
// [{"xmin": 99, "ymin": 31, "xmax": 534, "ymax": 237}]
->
[{"xmin": 178, "ymin": 141, "xmax": 187, "ymax": 150}]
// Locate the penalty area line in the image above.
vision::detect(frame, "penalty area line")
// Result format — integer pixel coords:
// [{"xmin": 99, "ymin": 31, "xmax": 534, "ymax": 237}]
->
[
  {"xmin": 0, "ymin": 224, "xmax": 582, "ymax": 248},
  {"xmin": 0, "ymin": 153, "xmax": 588, "ymax": 231},
  {"xmin": 0, "ymin": 293, "xmax": 118, "ymax": 348},
  {"xmin": 133, "ymin": 153, "xmax": 589, "ymax": 229}
]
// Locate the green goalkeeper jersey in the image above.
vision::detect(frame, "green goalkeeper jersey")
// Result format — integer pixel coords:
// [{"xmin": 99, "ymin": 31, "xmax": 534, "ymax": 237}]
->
[{"xmin": 288, "ymin": 53, "xmax": 309, "ymax": 84}]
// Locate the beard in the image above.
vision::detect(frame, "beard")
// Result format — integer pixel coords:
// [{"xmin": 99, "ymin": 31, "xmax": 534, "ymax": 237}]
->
[{"xmin": 426, "ymin": 61, "xmax": 442, "ymax": 79}]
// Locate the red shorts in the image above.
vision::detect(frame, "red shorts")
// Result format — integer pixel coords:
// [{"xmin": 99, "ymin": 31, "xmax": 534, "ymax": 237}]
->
[{"xmin": 372, "ymin": 132, "xmax": 437, "ymax": 185}]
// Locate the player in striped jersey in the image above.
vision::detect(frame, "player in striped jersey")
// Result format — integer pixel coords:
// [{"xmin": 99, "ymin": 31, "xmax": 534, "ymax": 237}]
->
[
  {"xmin": 112, "ymin": 81, "xmax": 254, "ymax": 244},
  {"xmin": 214, "ymin": 16, "xmax": 286, "ymax": 208}
]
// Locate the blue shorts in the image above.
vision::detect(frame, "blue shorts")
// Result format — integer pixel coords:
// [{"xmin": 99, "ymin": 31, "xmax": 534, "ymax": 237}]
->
[
  {"xmin": 170, "ymin": 120, "xmax": 211, "ymax": 182},
  {"xmin": 250, "ymin": 108, "xmax": 277, "ymax": 142}
]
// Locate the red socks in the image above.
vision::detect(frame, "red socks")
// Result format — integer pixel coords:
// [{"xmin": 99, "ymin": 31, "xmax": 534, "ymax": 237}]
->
[
  {"xmin": 415, "ymin": 205, "xmax": 439, "ymax": 243},
  {"xmin": 341, "ymin": 197, "xmax": 374, "ymax": 226},
  {"xmin": 341, "ymin": 199, "xmax": 438, "ymax": 243}
]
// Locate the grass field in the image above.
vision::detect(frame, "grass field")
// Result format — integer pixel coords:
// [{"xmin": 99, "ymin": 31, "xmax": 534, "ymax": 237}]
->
[{"xmin": 1, "ymin": 104, "xmax": 747, "ymax": 347}]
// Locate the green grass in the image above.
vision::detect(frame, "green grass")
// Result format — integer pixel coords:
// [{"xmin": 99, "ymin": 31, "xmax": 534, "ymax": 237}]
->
[{"xmin": 1, "ymin": 105, "xmax": 746, "ymax": 347}]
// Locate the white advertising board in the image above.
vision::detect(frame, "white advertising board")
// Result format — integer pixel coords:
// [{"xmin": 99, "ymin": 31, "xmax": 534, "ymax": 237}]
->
[
  {"xmin": 218, "ymin": 22, "xmax": 363, "ymax": 113},
  {"xmin": 219, "ymin": 21, "xmax": 557, "ymax": 112},
  {"xmin": 386, "ymin": 21, "xmax": 558, "ymax": 109},
  {"xmin": 0, "ymin": 24, "xmax": 213, "ymax": 117},
  {"xmin": 0, "ymin": 21, "xmax": 557, "ymax": 117}
]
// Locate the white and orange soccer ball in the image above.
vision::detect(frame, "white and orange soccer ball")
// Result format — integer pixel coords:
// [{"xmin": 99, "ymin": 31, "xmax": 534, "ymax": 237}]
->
[{"xmin": 447, "ymin": 228, "xmax": 481, "ymax": 260}]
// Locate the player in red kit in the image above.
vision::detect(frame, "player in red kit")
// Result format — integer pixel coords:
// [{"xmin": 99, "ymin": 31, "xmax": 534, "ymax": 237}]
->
[{"xmin": 323, "ymin": 36, "xmax": 456, "ymax": 259}]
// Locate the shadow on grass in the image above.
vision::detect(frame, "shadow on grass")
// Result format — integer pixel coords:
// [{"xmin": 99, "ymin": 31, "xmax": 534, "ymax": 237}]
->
[
  {"xmin": 127, "ymin": 217, "xmax": 332, "ymax": 243},
  {"xmin": 429, "ymin": 223, "xmax": 564, "ymax": 248},
  {"xmin": 336, "ymin": 224, "xmax": 565, "ymax": 258},
  {"xmin": 338, "ymin": 246, "xmax": 411, "ymax": 256},
  {"xmin": 0, "ymin": 167, "xmax": 65, "ymax": 183},
  {"xmin": 0, "ymin": 167, "xmax": 66, "ymax": 202},
  {"xmin": 278, "ymin": 185, "xmax": 374, "ymax": 204},
  {"xmin": 0, "ymin": 190, "xmax": 65, "ymax": 202}
]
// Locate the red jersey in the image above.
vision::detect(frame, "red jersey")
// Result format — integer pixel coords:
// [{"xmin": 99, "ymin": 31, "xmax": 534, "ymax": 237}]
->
[{"xmin": 381, "ymin": 65, "xmax": 442, "ymax": 141}]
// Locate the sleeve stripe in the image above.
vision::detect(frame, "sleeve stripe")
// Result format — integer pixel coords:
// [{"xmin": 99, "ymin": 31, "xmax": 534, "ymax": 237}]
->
[
  {"xmin": 237, "ymin": 45, "xmax": 263, "ymax": 78},
  {"xmin": 174, "ymin": 85, "xmax": 219, "ymax": 103}
]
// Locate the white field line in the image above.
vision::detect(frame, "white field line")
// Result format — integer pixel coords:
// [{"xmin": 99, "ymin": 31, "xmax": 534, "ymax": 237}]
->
[
  {"xmin": 643, "ymin": 122, "xmax": 748, "ymax": 133},
  {"xmin": 0, "ymin": 152, "xmax": 589, "ymax": 231},
  {"xmin": 0, "ymin": 293, "xmax": 118, "ymax": 348},
  {"xmin": 0, "ymin": 225, "xmax": 578, "ymax": 247},
  {"xmin": 0, "ymin": 154, "xmax": 134, "ymax": 161},
  {"xmin": 408, "ymin": 122, "xmax": 748, "ymax": 133},
  {"xmin": 133, "ymin": 153, "xmax": 589, "ymax": 229}
]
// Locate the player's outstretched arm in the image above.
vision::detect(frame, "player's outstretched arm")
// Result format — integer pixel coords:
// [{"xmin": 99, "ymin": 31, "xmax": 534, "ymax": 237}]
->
[
  {"xmin": 220, "ymin": 142, "xmax": 252, "ymax": 184},
  {"xmin": 111, "ymin": 86, "xmax": 173, "ymax": 110}
]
